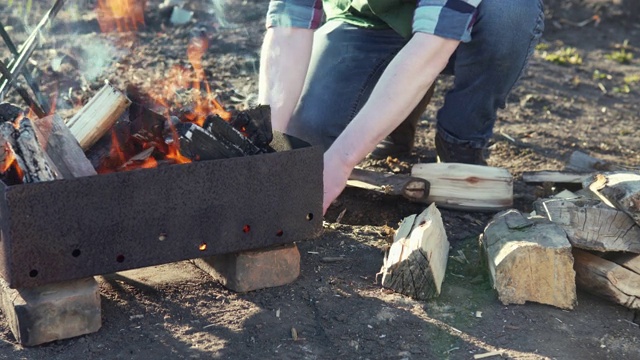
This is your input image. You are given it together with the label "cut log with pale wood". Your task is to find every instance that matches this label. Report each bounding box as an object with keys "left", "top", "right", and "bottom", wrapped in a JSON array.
[
  {"left": 481, "top": 209, "right": 576, "bottom": 309},
  {"left": 573, "top": 249, "right": 640, "bottom": 310},
  {"left": 379, "top": 203, "right": 449, "bottom": 300},
  {"left": 534, "top": 195, "right": 640, "bottom": 253},
  {"left": 66, "top": 82, "right": 131, "bottom": 150},
  {"left": 585, "top": 172, "right": 640, "bottom": 226},
  {"left": 348, "top": 168, "right": 430, "bottom": 203},
  {"left": 411, "top": 163, "right": 513, "bottom": 211},
  {"left": 33, "top": 114, "right": 97, "bottom": 178},
  {"left": 522, "top": 171, "right": 588, "bottom": 185},
  {"left": 608, "top": 252, "right": 640, "bottom": 275}
]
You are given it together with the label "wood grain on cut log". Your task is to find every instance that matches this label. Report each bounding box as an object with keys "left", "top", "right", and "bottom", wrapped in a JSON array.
[
  {"left": 379, "top": 203, "right": 449, "bottom": 300},
  {"left": 481, "top": 209, "right": 576, "bottom": 309},
  {"left": 585, "top": 172, "right": 640, "bottom": 227},
  {"left": 66, "top": 83, "right": 131, "bottom": 150},
  {"left": 411, "top": 163, "right": 513, "bottom": 211},
  {"left": 534, "top": 196, "right": 640, "bottom": 253},
  {"left": 573, "top": 249, "right": 640, "bottom": 310},
  {"left": 34, "top": 114, "right": 97, "bottom": 178}
]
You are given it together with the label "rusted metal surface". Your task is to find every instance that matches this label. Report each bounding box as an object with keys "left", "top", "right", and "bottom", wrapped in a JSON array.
[{"left": 0, "top": 133, "right": 323, "bottom": 288}]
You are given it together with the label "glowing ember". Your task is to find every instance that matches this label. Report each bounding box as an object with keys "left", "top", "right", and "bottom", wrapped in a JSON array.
[
  {"left": 198, "top": 242, "right": 208, "bottom": 251},
  {"left": 96, "top": 0, "right": 146, "bottom": 33}
]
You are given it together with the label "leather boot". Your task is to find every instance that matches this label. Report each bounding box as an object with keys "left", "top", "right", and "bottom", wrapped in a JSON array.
[
  {"left": 434, "top": 131, "right": 487, "bottom": 165},
  {"left": 369, "top": 83, "right": 436, "bottom": 159}
]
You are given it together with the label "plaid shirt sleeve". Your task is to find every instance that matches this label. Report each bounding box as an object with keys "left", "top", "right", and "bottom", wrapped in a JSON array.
[
  {"left": 266, "top": 0, "right": 324, "bottom": 30},
  {"left": 413, "top": 0, "right": 482, "bottom": 42}
]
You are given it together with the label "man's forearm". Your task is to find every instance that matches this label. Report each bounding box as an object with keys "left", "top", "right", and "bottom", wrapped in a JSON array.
[
  {"left": 327, "top": 33, "right": 460, "bottom": 168},
  {"left": 258, "top": 27, "right": 314, "bottom": 132}
]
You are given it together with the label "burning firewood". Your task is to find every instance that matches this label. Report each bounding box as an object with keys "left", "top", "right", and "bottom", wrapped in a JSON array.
[
  {"left": 0, "top": 119, "right": 56, "bottom": 183},
  {"left": 33, "top": 114, "right": 97, "bottom": 179}
]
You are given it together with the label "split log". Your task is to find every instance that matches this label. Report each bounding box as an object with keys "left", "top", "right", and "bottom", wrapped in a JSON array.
[
  {"left": 229, "top": 104, "right": 272, "bottom": 149},
  {"left": 522, "top": 171, "right": 587, "bottom": 185},
  {"left": 573, "top": 249, "right": 640, "bottom": 310},
  {"left": 66, "top": 83, "right": 131, "bottom": 150},
  {"left": 0, "top": 120, "right": 56, "bottom": 183},
  {"left": 203, "top": 114, "right": 263, "bottom": 155},
  {"left": 379, "top": 203, "right": 449, "bottom": 300},
  {"left": 175, "top": 122, "right": 244, "bottom": 160},
  {"left": 534, "top": 196, "right": 640, "bottom": 253},
  {"left": 347, "top": 168, "right": 430, "bottom": 203},
  {"left": 33, "top": 114, "right": 97, "bottom": 178},
  {"left": 585, "top": 172, "right": 640, "bottom": 226},
  {"left": 411, "top": 163, "right": 513, "bottom": 211},
  {"left": 481, "top": 209, "right": 576, "bottom": 309}
]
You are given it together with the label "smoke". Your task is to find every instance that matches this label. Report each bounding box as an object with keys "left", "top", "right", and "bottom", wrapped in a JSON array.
[
  {"left": 77, "top": 38, "right": 126, "bottom": 82},
  {"left": 208, "top": 0, "right": 229, "bottom": 28}
]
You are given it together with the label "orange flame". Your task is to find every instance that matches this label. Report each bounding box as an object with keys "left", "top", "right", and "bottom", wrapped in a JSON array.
[{"left": 96, "top": 0, "right": 145, "bottom": 33}]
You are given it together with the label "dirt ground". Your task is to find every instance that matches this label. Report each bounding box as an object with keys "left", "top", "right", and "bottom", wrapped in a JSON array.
[{"left": 0, "top": 0, "right": 639, "bottom": 359}]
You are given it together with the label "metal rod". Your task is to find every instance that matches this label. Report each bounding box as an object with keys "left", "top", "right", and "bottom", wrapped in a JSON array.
[
  {"left": 0, "top": 0, "right": 66, "bottom": 99},
  {"left": 0, "top": 20, "right": 50, "bottom": 114},
  {"left": 0, "top": 61, "right": 46, "bottom": 118}
]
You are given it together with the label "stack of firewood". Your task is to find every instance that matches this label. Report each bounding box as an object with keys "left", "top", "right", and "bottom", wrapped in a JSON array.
[{"left": 481, "top": 152, "right": 640, "bottom": 310}]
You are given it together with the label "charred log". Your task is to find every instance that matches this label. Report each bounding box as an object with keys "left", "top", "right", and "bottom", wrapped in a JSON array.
[
  {"left": 0, "top": 102, "right": 25, "bottom": 123},
  {"left": 203, "top": 114, "right": 263, "bottom": 156},
  {"left": 0, "top": 119, "right": 56, "bottom": 183},
  {"left": 175, "top": 122, "right": 245, "bottom": 161},
  {"left": 229, "top": 104, "right": 272, "bottom": 149}
]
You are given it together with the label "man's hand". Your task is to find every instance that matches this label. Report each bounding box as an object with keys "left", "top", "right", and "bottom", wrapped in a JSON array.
[
  {"left": 322, "top": 150, "right": 353, "bottom": 214},
  {"left": 320, "top": 33, "right": 460, "bottom": 215}
]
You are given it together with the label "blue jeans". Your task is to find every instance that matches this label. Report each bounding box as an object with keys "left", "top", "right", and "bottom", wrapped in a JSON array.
[{"left": 287, "top": 0, "right": 545, "bottom": 151}]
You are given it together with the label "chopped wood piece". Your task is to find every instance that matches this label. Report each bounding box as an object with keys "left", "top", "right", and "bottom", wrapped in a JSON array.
[
  {"left": 0, "top": 119, "right": 56, "bottom": 183},
  {"left": 67, "top": 83, "right": 131, "bottom": 150},
  {"left": 379, "top": 203, "right": 449, "bottom": 300},
  {"left": 15, "top": 119, "right": 56, "bottom": 182},
  {"left": 175, "top": 122, "right": 244, "bottom": 160},
  {"left": 230, "top": 104, "right": 272, "bottom": 148},
  {"left": 481, "top": 209, "right": 576, "bottom": 309},
  {"left": 33, "top": 114, "right": 97, "bottom": 178},
  {"left": 534, "top": 196, "right": 640, "bottom": 253},
  {"left": 203, "top": 114, "right": 263, "bottom": 155},
  {"left": 585, "top": 172, "right": 640, "bottom": 226},
  {"left": 411, "top": 163, "right": 513, "bottom": 211},
  {"left": 573, "top": 249, "right": 640, "bottom": 310},
  {"left": 522, "top": 171, "right": 587, "bottom": 185},
  {"left": 347, "top": 168, "right": 430, "bottom": 203}
]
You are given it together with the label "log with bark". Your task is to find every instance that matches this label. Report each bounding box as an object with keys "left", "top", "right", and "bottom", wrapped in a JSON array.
[
  {"left": 0, "top": 119, "right": 56, "bottom": 183},
  {"left": 573, "top": 249, "right": 640, "bottom": 310},
  {"left": 347, "top": 168, "right": 430, "bottom": 203},
  {"left": 379, "top": 203, "right": 449, "bottom": 300},
  {"left": 481, "top": 209, "right": 576, "bottom": 309},
  {"left": 585, "top": 172, "right": 640, "bottom": 226},
  {"left": 33, "top": 114, "right": 97, "bottom": 178},
  {"left": 534, "top": 194, "right": 640, "bottom": 253}
]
